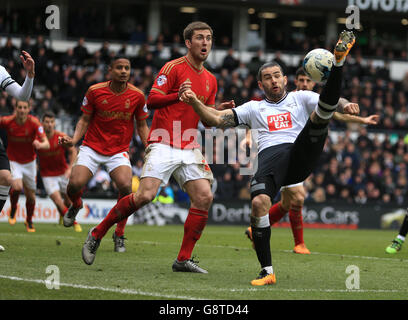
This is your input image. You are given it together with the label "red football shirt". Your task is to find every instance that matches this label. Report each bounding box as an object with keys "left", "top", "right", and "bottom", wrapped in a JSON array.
[
  {"left": 81, "top": 81, "right": 148, "bottom": 156},
  {"left": 148, "top": 56, "right": 217, "bottom": 149},
  {"left": 0, "top": 114, "right": 46, "bottom": 163},
  {"left": 37, "top": 131, "right": 68, "bottom": 177}
]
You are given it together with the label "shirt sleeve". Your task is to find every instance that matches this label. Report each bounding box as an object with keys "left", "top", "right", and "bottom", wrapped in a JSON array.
[
  {"left": 232, "top": 101, "right": 253, "bottom": 128},
  {"left": 206, "top": 76, "right": 217, "bottom": 108},
  {"left": 295, "top": 90, "right": 319, "bottom": 115},
  {"left": 150, "top": 62, "right": 177, "bottom": 96},
  {"left": 135, "top": 95, "right": 149, "bottom": 121},
  {"left": 80, "top": 89, "right": 95, "bottom": 115},
  {"left": 1, "top": 66, "right": 33, "bottom": 101}
]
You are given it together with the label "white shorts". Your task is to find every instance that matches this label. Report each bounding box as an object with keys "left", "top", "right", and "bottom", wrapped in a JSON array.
[
  {"left": 42, "top": 175, "right": 69, "bottom": 196},
  {"left": 280, "top": 181, "right": 304, "bottom": 191},
  {"left": 75, "top": 146, "right": 131, "bottom": 175},
  {"left": 10, "top": 160, "right": 37, "bottom": 191},
  {"left": 141, "top": 143, "right": 213, "bottom": 191}
]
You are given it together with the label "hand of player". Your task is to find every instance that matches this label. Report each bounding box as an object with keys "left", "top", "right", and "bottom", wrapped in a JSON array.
[
  {"left": 20, "top": 51, "right": 35, "bottom": 78},
  {"left": 217, "top": 100, "right": 235, "bottom": 110},
  {"left": 362, "top": 114, "right": 380, "bottom": 125},
  {"left": 58, "top": 135, "right": 74, "bottom": 147},
  {"left": 32, "top": 140, "right": 41, "bottom": 150},
  {"left": 180, "top": 89, "right": 197, "bottom": 105},
  {"left": 64, "top": 167, "right": 72, "bottom": 179},
  {"left": 239, "top": 137, "right": 252, "bottom": 152},
  {"left": 343, "top": 103, "right": 359, "bottom": 115},
  {"left": 178, "top": 79, "right": 192, "bottom": 100}
]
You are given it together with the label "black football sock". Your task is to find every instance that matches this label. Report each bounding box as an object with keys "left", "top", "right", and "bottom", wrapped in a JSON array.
[
  {"left": 316, "top": 65, "right": 343, "bottom": 119},
  {"left": 399, "top": 214, "right": 408, "bottom": 238},
  {"left": 251, "top": 226, "right": 272, "bottom": 269}
]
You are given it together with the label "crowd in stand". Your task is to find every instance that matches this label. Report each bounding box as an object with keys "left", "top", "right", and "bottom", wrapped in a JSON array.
[{"left": 1, "top": 31, "right": 408, "bottom": 205}]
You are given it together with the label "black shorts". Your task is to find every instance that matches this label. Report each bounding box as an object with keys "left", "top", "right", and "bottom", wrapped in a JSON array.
[
  {"left": 250, "top": 143, "right": 293, "bottom": 200},
  {"left": 0, "top": 139, "right": 10, "bottom": 171},
  {"left": 250, "top": 119, "right": 328, "bottom": 200}
]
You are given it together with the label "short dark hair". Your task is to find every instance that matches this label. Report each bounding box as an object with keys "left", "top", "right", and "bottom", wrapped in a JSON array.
[
  {"left": 42, "top": 111, "right": 56, "bottom": 121},
  {"left": 183, "top": 21, "right": 213, "bottom": 41},
  {"left": 257, "top": 61, "right": 284, "bottom": 81},
  {"left": 295, "top": 67, "right": 308, "bottom": 79},
  {"left": 109, "top": 55, "right": 130, "bottom": 67}
]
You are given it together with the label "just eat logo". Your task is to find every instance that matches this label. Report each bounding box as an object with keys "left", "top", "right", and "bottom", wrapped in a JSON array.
[{"left": 267, "top": 112, "right": 292, "bottom": 131}]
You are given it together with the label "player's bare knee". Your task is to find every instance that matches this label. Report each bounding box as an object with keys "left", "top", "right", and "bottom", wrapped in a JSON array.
[
  {"left": 251, "top": 195, "right": 270, "bottom": 216},
  {"left": 292, "top": 192, "right": 305, "bottom": 206},
  {"left": 281, "top": 198, "right": 291, "bottom": 211},
  {"left": 118, "top": 184, "right": 132, "bottom": 197},
  {"left": 191, "top": 191, "right": 213, "bottom": 211}
]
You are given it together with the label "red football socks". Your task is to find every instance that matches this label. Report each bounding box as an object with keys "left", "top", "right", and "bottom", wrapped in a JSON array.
[
  {"left": 289, "top": 205, "right": 304, "bottom": 246},
  {"left": 268, "top": 202, "right": 288, "bottom": 225},
  {"left": 67, "top": 189, "right": 83, "bottom": 209},
  {"left": 26, "top": 200, "right": 35, "bottom": 224},
  {"left": 93, "top": 194, "right": 138, "bottom": 239},
  {"left": 177, "top": 208, "right": 208, "bottom": 262},
  {"left": 9, "top": 188, "right": 19, "bottom": 213},
  {"left": 114, "top": 194, "right": 129, "bottom": 237}
]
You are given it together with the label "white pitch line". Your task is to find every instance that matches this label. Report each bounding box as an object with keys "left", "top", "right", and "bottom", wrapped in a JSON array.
[
  {"left": 0, "top": 232, "right": 76, "bottom": 240},
  {"left": 0, "top": 274, "right": 202, "bottom": 300},
  {"left": 1, "top": 274, "right": 403, "bottom": 297},
  {"left": 139, "top": 241, "right": 408, "bottom": 263}
]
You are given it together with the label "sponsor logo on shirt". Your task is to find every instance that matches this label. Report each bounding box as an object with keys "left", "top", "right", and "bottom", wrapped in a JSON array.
[
  {"left": 157, "top": 75, "right": 167, "bottom": 86},
  {"left": 267, "top": 112, "right": 292, "bottom": 131}
]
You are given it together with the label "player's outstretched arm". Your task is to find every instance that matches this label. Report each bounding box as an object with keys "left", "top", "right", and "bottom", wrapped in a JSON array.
[
  {"left": 33, "top": 135, "right": 50, "bottom": 150},
  {"left": 64, "top": 143, "right": 78, "bottom": 178},
  {"left": 337, "top": 98, "right": 359, "bottom": 115},
  {"left": 136, "top": 119, "right": 149, "bottom": 147},
  {"left": 333, "top": 112, "right": 379, "bottom": 125},
  {"left": 58, "top": 113, "right": 91, "bottom": 147},
  {"left": 180, "top": 89, "right": 237, "bottom": 128},
  {"left": 2, "top": 51, "right": 35, "bottom": 101}
]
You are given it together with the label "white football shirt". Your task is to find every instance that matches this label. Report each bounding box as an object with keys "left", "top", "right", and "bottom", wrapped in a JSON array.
[
  {"left": 233, "top": 90, "right": 319, "bottom": 153},
  {"left": 0, "top": 65, "right": 15, "bottom": 90}
]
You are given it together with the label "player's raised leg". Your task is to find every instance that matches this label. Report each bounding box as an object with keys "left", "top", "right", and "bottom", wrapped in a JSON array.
[
  {"left": 82, "top": 177, "right": 161, "bottom": 265},
  {"left": 172, "top": 178, "right": 212, "bottom": 274},
  {"left": 64, "top": 165, "right": 92, "bottom": 227}
]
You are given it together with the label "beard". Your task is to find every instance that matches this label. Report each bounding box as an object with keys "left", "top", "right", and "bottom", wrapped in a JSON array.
[{"left": 265, "top": 86, "right": 286, "bottom": 102}]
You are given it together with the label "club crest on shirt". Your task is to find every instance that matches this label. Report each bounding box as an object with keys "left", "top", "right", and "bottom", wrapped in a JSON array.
[
  {"left": 267, "top": 112, "right": 293, "bottom": 131},
  {"left": 125, "top": 99, "right": 130, "bottom": 109},
  {"left": 157, "top": 75, "right": 167, "bottom": 86}
]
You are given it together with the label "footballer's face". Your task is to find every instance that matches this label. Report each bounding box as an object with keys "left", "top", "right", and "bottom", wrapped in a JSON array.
[
  {"left": 15, "top": 101, "right": 30, "bottom": 120},
  {"left": 42, "top": 117, "right": 55, "bottom": 134},
  {"left": 109, "top": 59, "right": 131, "bottom": 83},
  {"left": 258, "top": 66, "right": 287, "bottom": 101},
  {"left": 186, "top": 29, "right": 213, "bottom": 62},
  {"left": 295, "top": 74, "right": 315, "bottom": 91}
]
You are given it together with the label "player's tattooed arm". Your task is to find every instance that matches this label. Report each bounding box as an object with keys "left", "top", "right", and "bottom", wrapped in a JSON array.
[
  {"left": 180, "top": 89, "right": 237, "bottom": 128},
  {"left": 219, "top": 110, "right": 237, "bottom": 128},
  {"left": 337, "top": 98, "right": 359, "bottom": 115}
]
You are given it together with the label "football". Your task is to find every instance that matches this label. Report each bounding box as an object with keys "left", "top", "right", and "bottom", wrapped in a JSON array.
[{"left": 302, "top": 48, "right": 334, "bottom": 83}]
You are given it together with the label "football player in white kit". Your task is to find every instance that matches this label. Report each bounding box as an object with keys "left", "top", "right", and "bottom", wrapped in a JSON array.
[
  {"left": 243, "top": 67, "right": 379, "bottom": 255},
  {"left": 180, "top": 31, "right": 357, "bottom": 285},
  {"left": 0, "top": 51, "right": 35, "bottom": 213}
]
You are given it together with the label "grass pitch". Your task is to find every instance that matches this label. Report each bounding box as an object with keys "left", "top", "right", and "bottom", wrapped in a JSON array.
[{"left": 0, "top": 222, "right": 407, "bottom": 300}]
